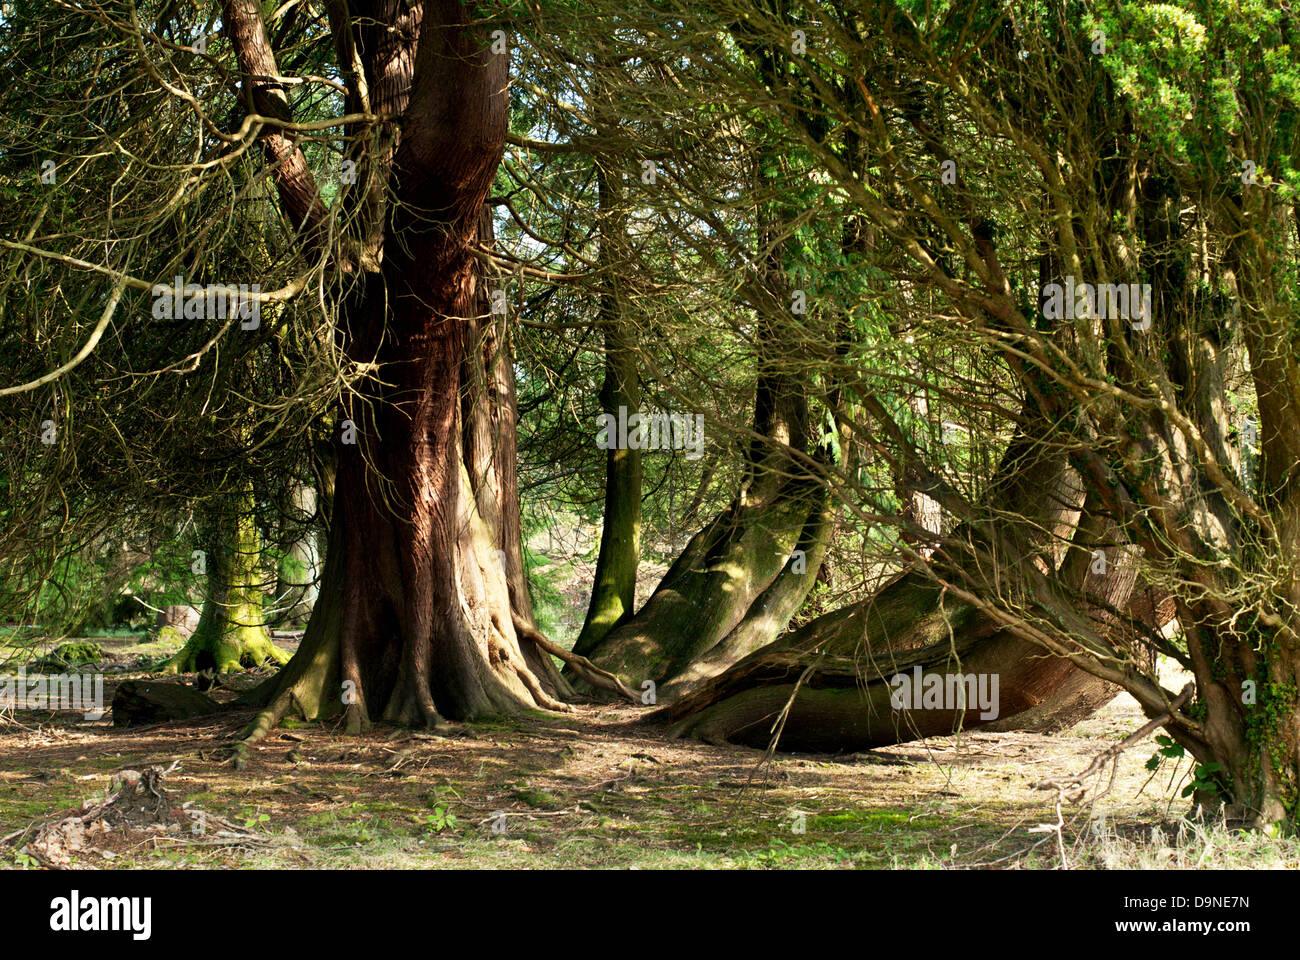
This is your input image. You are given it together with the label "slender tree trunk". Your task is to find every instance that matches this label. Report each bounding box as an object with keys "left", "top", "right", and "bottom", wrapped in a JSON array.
[
  {"left": 273, "top": 483, "right": 321, "bottom": 624},
  {"left": 163, "top": 485, "right": 288, "bottom": 674},
  {"left": 573, "top": 165, "right": 642, "bottom": 656}
]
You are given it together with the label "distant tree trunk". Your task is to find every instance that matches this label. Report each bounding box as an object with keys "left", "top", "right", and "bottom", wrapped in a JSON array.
[
  {"left": 236, "top": 0, "right": 566, "bottom": 739},
  {"left": 573, "top": 164, "right": 642, "bottom": 656},
  {"left": 577, "top": 126, "right": 833, "bottom": 693},
  {"left": 274, "top": 483, "right": 321, "bottom": 624},
  {"left": 162, "top": 484, "right": 288, "bottom": 674}
]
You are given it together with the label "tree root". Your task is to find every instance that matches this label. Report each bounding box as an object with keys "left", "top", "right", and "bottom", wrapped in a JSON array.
[
  {"left": 512, "top": 613, "right": 640, "bottom": 704},
  {"left": 161, "top": 630, "right": 290, "bottom": 676}
]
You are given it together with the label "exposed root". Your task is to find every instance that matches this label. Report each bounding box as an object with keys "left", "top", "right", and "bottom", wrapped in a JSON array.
[
  {"left": 162, "top": 629, "right": 290, "bottom": 676},
  {"left": 240, "top": 688, "right": 295, "bottom": 744},
  {"left": 512, "top": 613, "right": 640, "bottom": 704},
  {"left": 509, "top": 652, "right": 573, "bottom": 712}
]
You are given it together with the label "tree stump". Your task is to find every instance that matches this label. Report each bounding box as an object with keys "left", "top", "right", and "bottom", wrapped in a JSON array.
[{"left": 154, "top": 605, "right": 201, "bottom": 638}]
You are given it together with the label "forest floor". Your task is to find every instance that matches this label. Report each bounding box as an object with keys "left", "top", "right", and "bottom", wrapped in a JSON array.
[{"left": 3, "top": 634, "right": 1298, "bottom": 870}]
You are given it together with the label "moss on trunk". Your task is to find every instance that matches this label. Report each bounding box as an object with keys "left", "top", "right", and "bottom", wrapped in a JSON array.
[
  {"left": 574, "top": 164, "right": 642, "bottom": 656},
  {"left": 162, "top": 488, "right": 288, "bottom": 675}
]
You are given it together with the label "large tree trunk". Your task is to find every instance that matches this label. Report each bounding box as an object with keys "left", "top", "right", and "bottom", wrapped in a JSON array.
[
  {"left": 657, "top": 389, "right": 1166, "bottom": 747},
  {"left": 658, "top": 494, "right": 1159, "bottom": 750},
  {"left": 1166, "top": 205, "right": 1300, "bottom": 828},
  {"left": 238, "top": 0, "right": 566, "bottom": 740}
]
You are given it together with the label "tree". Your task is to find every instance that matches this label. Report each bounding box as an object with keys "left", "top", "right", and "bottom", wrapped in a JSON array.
[
  {"left": 5, "top": 0, "right": 1300, "bottom": 835},
  {"left": 0, "top": 0, "right": 331, "bottom": 647},
  {"left": 162, "top": 483, "right": 289, "bottom": 674},
  {"left": 573, "top": 161, "right": 644, "bottom": 654},
  {"left": 235, "top": 0, "right": 572, "bottom": 737},
  {"left": 574, "top": 0, "right": 1300, "bottom": 828}
]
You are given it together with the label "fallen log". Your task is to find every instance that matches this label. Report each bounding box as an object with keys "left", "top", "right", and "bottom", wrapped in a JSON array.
[{"left": 111, "top": 680, "right": 220, "bottom": 728}]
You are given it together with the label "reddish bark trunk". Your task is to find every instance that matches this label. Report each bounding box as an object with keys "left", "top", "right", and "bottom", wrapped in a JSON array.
[{"left": 240, "top": 1, "right": 567, "bottom": 739}]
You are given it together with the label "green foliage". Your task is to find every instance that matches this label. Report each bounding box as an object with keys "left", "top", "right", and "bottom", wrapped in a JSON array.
[
  {"left": 420, "top": 807, "right": 461, "bottom": 834},
  {"left": 1183, "top": 762, "right": 1226, "bottom": 800},
  {"left": 242, "top": 811, "right": 271, "bottom": 831},
  {"left": 11, "top": 851, "right": 39, "bottom": 870}
]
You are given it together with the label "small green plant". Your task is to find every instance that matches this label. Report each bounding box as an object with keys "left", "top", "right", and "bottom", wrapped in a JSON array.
[
  {"left": 1183, "top": 762, "right": 1225, "bottom": 799},
  {"left": 420, "top": 806, "right": 460, "bottom": 834},
  {"left": 243, "top": 811, "right": 270, "bottom": 830},
  {"left": 12, "top": 850, "right": 39, "bottom": 870},
  {"left": 1146, "top": 736, "right": 1225, "bottom": 799},
  {"left": 1145, "top": 734, "right": 1185, "bottom": 770}
]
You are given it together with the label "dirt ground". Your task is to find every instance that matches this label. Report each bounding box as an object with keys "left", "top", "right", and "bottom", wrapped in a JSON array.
[{"left": 2, "top": 635, "right": 1297, "bottom": 870}]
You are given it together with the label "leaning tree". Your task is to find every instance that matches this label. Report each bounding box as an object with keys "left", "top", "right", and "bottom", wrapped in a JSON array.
[{"left": 579, "top": 0, "right": 1300, "bottom": 828}]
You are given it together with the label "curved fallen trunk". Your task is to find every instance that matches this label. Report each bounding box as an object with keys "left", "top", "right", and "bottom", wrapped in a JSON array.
[
  {"left": 980, "top": 582, "right": 1174, "bottom": 734},
  {"left": 660, "top": 622, "right": 1070, "bottom": 750},
  {"left": 658, "top": 494, "right": 1167, "bottom": 750},
  {"left": 656, "top": 407, "right": 1172, "bottom": 749}
]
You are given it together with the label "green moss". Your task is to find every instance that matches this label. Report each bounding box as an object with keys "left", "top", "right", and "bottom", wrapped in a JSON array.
[
  {"left": 510, "top": 787, "right": 562, "bottom": 809},
  {"left": 0, "top": 784, "right": 87, "bottom": 830},
  {"left": 160, "top": 486, "right": 288, "bottom": 675},
  {"left": 28, "top": 641, "right": 103, "bottom": 671},
  {"left": 152, "top": 625, "right": 189, "bottom": 647},
  {"left": 352, "top": 800, "right": 412, "bottom": 815}
]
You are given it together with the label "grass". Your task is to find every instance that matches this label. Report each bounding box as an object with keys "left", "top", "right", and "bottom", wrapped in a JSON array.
[{"left": 2, "top": 643, "right": 1298, "bottom": 869}]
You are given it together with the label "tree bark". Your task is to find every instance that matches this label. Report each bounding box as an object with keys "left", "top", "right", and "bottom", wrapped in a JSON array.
[
  {"left": 657, "top": 395, "right": 1164, "bottom": 747},
  {"left": 573, "top": 164, "right": 642, "bottom": 656},
  {"left": 161, "top": 485, "right": 288, "bottom": 675},
  {"left": 577, "top": 128, "right": 833, "bottom": 693},
  {"left": 238, "top": 1, "right": 566, "bottom": 740},
  {"left": 273, "top": 483, "right": 322, "bottom": 624}
]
